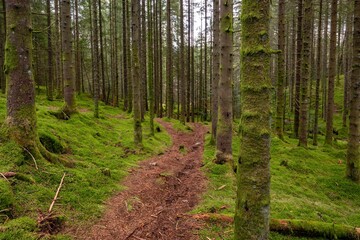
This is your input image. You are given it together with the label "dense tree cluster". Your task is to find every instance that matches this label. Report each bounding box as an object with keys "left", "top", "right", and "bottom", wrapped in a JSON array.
[{"left": 0, "top": 0, "right": 359, "bottom": 238}]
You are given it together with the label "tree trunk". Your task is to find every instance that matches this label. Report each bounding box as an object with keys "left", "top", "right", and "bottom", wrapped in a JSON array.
[
  {"left": 122, "top": 0, "right": 128, "bottom": 111},
  {"left": 235, "top": 0, "right": 271, "bottom": 238},
  {"left": 313, "top": 0, "right": 323, "bottom": 146},
  {"left": 92, "top": 0, "right": 100, "bottom": 118},
  {"left": 294, "top": 0, "right": 303, "bottom": 138},
  {"left": 140, "top": 0, "right": 147, "bottom": 119},
  {"left": 203, "top": 0, "right": 208, "bottom": 121},
  {"left": 46, "top": 0, "right": 54, "bottom": 101},
  {"left": 322, "top": 1, "right": 329, "bottom": 120},
  {"left": 0, "top": 0, "right": 6, "bottom": 94},
  {"left": 61, "top": 0, "right": 76, "bottom": 115},
  {"left": 276, "top": 0, "right": 286, "bottom": 140},
  {"left": 325, "top": 0, "right": 338, "bottom": 145},
  {"left": 75, "top": 0, "right": 81, "bottom": 94},
  {"left": 4, "top": 0, "right": 40, "bottom": 156},
  {"left": 215, "top": 0, "right": 233, "bottom": 165},
  {"left": 147, "top": 0, "right": 154, "bottom": 135},
  {"left": 180, "top": 0, "right": 186, "bottom": 124},
  {"left": 343, "top": 4, "right": 353, "bottom": 127},
  {"left": 126, "top": 0, "right": 133, "bottom": 113},
  {"left": 346, "top": 0, "right": 360, "bottom": 183},
  {"left": 98, "top": 0, "right": 106, "bottom": 103},
  {"left": 211, "top": 0, "right": 220, "bottom": 144},
  {"left": 166, "top": 0, "right": 173, "bottom": 118},
  {"left": 132, "top": 0, "right": 143, "bottom": 144},
  {"left": 55, "top": 0, "right": 63, "bottom": 98},
  {"left": 298, "top": 0, "right": 313, "bottom": 147}
]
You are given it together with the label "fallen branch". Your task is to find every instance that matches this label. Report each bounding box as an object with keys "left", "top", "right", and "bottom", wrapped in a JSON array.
[
  {"left": 49, "top": 173, "right": 66, "bottom": 213},
  {"left": 190, "top": 213, "right": 360, "bottom": 239},
  {"left": 23, "top": 147, "right": 38, "bottom": 170}
]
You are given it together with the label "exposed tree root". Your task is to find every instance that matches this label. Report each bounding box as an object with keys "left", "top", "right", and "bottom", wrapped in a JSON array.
[{"left": 190, "top": 213, "right": 360, "bottom": 239}]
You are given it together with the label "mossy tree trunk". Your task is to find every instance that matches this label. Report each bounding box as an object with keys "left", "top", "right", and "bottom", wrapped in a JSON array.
[
  {"left": 325, "top": 0, "right": 338, "bottom": 145},
  {"left": 235, "top": 0, "right": 271, "bottom": 239},
  {"left": 298, "top": 0, "right": 313, "bottom": 147},
  {"left": 132, "top": 0, "right": 143, "bottom": 145},
  {"left": 3, "top": 0, "right": 71, "bottom": 167},
  {"left": 346, "top": 0, "right": 360, "bottom": 183},
  {"left": 61, "top": 0, "right": 76, "bottom": 115},
  {"left": 276, "top": 0, "right": 285, "bottom": 140},
  {"left": 4, "top": 0, "right": 41, "bottom": 158},
  {"left": 211, "top": 0, "right": 220, "bottom": 144},
  {"left": 215, "top": 0, "right": 233, "bottom": 165}
]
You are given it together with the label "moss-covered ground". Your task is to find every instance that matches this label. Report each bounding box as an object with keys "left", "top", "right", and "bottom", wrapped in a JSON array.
[
  {"left": 0, "top": 90, "right": 171, "bottom": 239},
  {"left": 195, "top": 77, "right": 360, "bottom": 239}
]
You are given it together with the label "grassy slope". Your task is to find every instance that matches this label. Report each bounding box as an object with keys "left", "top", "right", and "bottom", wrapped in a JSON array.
[
  {"left": 196, "top": 77, "right": 360, "bottom": 239},
  {"left": 0, "top": 91, "right": 171, "bottom": 239}
]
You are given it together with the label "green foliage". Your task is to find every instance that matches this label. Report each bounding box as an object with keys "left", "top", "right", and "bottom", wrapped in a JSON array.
[{"left": 0, "top": 92, "right": 171, "bottom": 238}]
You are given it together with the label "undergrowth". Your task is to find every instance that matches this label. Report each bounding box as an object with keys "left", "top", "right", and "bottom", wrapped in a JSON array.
[
  {"left": 195, "top": 76, "right": 360, "bottom": 239},
  {"left": 0, "top": 92, "right": 171, "bottom": 239}
]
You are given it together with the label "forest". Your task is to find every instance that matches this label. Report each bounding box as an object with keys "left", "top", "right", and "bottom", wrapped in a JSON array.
[{"left": 0, "top": 0, "right": 359, "bottom": 239}]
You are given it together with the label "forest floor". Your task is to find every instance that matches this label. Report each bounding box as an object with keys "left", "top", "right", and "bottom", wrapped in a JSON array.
[{"left": 67, "top": 119, "right": 208, "bottom": 240}]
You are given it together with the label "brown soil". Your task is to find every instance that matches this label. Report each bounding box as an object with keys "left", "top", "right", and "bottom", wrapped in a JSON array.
[{"left": 70, "top": 119, "right": 207, "bottom": 240}]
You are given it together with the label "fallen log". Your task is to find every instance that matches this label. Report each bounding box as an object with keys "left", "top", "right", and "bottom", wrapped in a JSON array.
[
  {"left": 271, "top": 219, "right": 360, "bottom": 240},
  {"left": 190, "top": 213, "right": 360, "bottom": 239}
]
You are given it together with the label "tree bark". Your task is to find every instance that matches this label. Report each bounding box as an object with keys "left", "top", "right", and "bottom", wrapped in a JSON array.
[
  {"left": 132, "top": 0, "right": 143, "bottom": 144},
  {"left": 276, "top": 0, "right": 286, "bottom": 140},
  {"left": 211, "top": 0, "right": 220, "bottom": 144},
  {"left": 147, "top": 0, "right": 154, "bottom": 135},
  {"left": 313, "top": 0, "right": 323, "bottom": 146},
  {"left": 0, "top": 0, "right": 6, "bottom": 94},
  {"left": 61, "top": 0, "right": 76, "bottom": 115},
  {"left": 294, "top": 0, "right": 303, "bottom": 138},
  {"left": 92, "top": 0, "right": 100, "bottom": 118},
  {"left": 4, "top": 0, "right": 40, "bottom": 156},
  {"left": 325, "top": 0, "right": 338, "bottom": 145},
  {"left": 180, "top": 0, "right": 186, "bottom": 124},
  {"left": 235, "top": 0, "right": 271, "bottom": 239},
  {"left": 215, "top": 0, "right": 233, "bottom": 165},
  {"left": 166, "top": 0, "right": 173, "bottom": 118},
  {"left": 298, "top": 0, "right": 313, "bottom": 147},
  {"left": 346, "top": 0, "right": 360, "bottom": 183}
]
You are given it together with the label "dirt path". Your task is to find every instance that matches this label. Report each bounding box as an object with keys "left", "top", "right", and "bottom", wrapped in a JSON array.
[{"left": 73, "top": 119, "right": 207, "bottom": 240}]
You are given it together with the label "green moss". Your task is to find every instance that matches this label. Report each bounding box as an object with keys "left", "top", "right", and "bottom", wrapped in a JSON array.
[
  {"left": 3, "top": 217, "right": 37, "bottom": 232},
  {"left": 4, "top": 40, "right": 18, "bottom": 75},
  {"left": 39, "top": 132, "right": 66, "bottom": 154},
  {"left": 0, "top": 181, "right": 14, "bottom": 219}
]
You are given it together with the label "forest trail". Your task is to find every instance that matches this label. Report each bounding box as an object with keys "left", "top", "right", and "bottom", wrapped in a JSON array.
[{"left": 73, "top": 119, "right": 207, "bottom": 240}]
